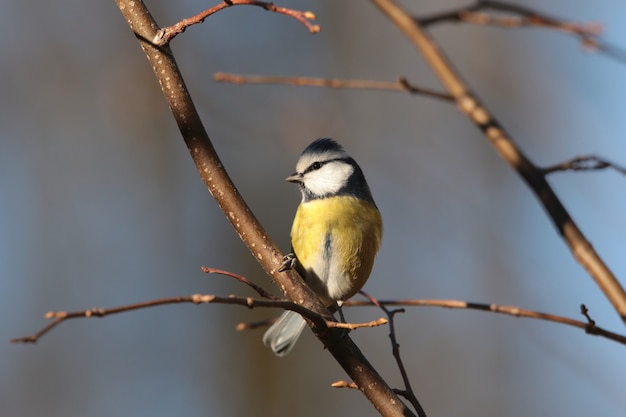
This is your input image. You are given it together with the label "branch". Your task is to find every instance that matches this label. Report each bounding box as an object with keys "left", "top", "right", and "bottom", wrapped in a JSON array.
[
  {"left": 115, "top": 0, "right": 321, "bottom": 324},
  {"left": 332, "top": 380, "right": 360, "bottom": 389},
  {"left": 417, "top": 1, "right": 626, "bottom": 64},
  {"left": 542, "top": 155, "right": 626, "bottom": 176},
  {"left": 210, "top": 267, "right": 626, "bottom": 345},
  {"left": 114, "top": 2, "right": 416, "bottom": 416},
  {"left": 213, "top": 73, "right": 454, "bottom": 101},
  {"left": 361, "top": 292, "right": 427, "bottom": 417},
  {"left": 215, "top": 266, "right": 622, "bottom": 345},
  {"left": 420, "top": 1, "right": 599, "bottom": 36},
  {"left": 328, "top": 317, "right": 388, "bottom": 330},
  {"left": 345, "top": 298, "right": 626, "bottom": 345},
  {"left": 10, "top": 294, "right": 383, "bottom": 344},
  {"left": 154, "top": 0, "right": 319, "bottom": 46},
  {"left": 370, "top": 0, "right": 626, "bottom": 326},
  {"left": 202, "top": 266, "right": 280, "bottom": 300}
]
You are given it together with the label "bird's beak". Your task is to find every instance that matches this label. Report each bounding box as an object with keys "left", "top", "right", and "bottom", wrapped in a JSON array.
[{"left": 286, "top": 173, "right": 303, "bottom": 183}]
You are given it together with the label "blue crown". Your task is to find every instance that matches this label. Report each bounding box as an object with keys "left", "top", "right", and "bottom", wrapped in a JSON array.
[{"left": 301, "top": 138, "right": 344, "bottom": 156}]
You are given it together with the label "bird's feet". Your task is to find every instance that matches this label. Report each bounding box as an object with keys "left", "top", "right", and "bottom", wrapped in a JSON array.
[{"left": 278, "top": 252, "right": 297, "bottom": 272}]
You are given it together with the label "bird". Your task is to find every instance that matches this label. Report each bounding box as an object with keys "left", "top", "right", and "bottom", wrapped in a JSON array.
[{"left": 263, "top": 138, "right": 383, "bottom": 356}]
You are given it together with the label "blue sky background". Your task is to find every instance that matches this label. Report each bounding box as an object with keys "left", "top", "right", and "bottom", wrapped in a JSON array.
[{"left": 2, "top": 1, "right": 626, "bottom": 416}]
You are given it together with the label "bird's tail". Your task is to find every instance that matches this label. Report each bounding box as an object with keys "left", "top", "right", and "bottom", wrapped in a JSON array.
[{"left": 262, "top": 310, "right": 307, "bottom": 356}]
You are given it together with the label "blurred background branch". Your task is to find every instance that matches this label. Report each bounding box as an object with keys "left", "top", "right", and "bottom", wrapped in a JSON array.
[
  {"left": 213, "top": 73, "right": 454, "bottom": 101},
  {"left": 417, "top": 0, "right": 626, "bottom": 64},
  {"left": 543, "top": 155, "right": 626, "bottom": 176},
  {"left": 371, "top": 0, "right": 626, "bottom": 325}
]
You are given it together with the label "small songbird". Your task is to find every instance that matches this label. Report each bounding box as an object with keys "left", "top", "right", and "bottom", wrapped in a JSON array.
[{"left": 263, "top": 138, "right": 383, "bottom": 356}]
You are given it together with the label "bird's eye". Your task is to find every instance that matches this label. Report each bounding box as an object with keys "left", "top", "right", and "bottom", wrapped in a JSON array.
[{"left": 311, "top": 162, "right": 322, "bottom": 171}]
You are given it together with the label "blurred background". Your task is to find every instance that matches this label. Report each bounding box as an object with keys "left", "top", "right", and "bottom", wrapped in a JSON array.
[{"left": 2, "top": 1, "right": 626, "bottom": 416}]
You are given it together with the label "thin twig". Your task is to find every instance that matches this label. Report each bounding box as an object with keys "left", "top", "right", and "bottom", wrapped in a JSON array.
[
  {"left": 236, "top": 317, "right": 275, "bottom": 331},
  {"left": 418, "top": 1, "right": 626, "bottom": 65},
  {"left": 542, "top": 155, "right": 626, "bottom": 176},
  {"left": 154, "top": 0, "right": 319, "bottom": 46},
  {"left": 371, "top": 0, "right": 626, "bottom": 326},
  {"left": 201, "top": 266, "right": 279, "bottom": 299},
  {"left": 214, "top": 73, "right": 453, "bottom": 101},
  {"left": 10, "top": 295, "right": 290, "bottom": 344},
  {"left": 199, "top": 260, "right": 625, "bottom": 345},
  {"left": 420, "top": 1, "right": 600, "bottom": 37},
  {"left": 345, "top": 299, "right": 626, "bottom": 345},
  {"left": 360, "top": 292, "right": 427, "bottom": 417},
  {"left": 326, "top": 317, "right": 388, "bottom": 330},
  {"left": 10, "top": 294, "right": 383, "bottom": 344},
  {"left": 16, "top": 293, "right": 626, "bottom": 346},
  {"left": 331, "top": 380, "right": 360, "bottom": 389},
  {"left": 580, "top": 304, "right": 595, "bottom": 326},
  {"left": 237, "top": 298, "right": 626, "bottom": 345}
]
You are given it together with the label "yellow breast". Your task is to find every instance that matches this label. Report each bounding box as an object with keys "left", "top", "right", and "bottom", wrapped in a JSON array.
[{"left": 290, "top": 196, "right": 382, "bottom": 303}]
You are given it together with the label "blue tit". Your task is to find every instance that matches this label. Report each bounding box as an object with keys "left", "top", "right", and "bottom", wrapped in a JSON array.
[{"left": 263, "top": 138, "right": 383, "bottom": 356}]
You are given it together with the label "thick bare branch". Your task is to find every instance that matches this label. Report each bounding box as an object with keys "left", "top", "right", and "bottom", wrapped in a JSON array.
[{"left": 370, "top": 0, "right": 626, "bottom": 326}]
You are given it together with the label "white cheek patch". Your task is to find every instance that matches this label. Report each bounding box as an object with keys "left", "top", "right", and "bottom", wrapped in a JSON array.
[{"left": 304, "top": 163, "right": 353, "bottom": 196}]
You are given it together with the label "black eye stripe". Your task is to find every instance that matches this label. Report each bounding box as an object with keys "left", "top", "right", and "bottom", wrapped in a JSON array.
[
  {"left": 303, "top": 160, "right": 326, "bottom": 174},
  {"left": 303, "top": 158, "right": 348, "bottom": 174}
]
